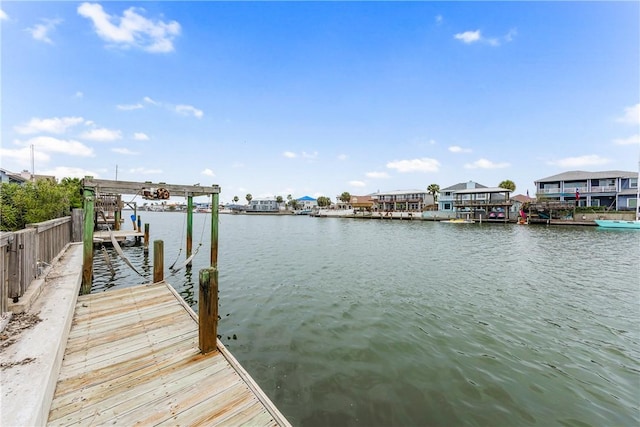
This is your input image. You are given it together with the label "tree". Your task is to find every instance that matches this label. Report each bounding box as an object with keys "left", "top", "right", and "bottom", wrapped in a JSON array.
[
  {"left": 233, "top": 195, "right": 239, "bottom": 203},
  {"left": 245, "top": 193, "right": 253, "bottom": 204},
  {"left": 60, "top": 177, "right": 83, "bottom": 209},
  {"left": 339, "top": 192, "right": 351, "bottom": 203},
  {"left": 317, "top": 196, "right": 331, "bottom": 207},
  {"left": 1, "top": 179, "right": 74, "bottom": 231},
  {"left": 286, "top": 194, "right": 293, "bottom": 210},
  {"left": 276, "top": 195, "right": 283, "bottom": 204},
  {"left": 499, "top": 180, "right": 516, "bottom": 192},
  {"left": 427, "top": 184, "right": 440, "bottom": 203}
]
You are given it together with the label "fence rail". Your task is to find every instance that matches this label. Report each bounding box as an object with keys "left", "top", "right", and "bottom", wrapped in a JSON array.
[{"left": 1, "top": 215, "right": 77, "bottom": 313}]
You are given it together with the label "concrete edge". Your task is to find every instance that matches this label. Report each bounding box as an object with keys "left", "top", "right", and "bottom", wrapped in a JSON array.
[{"left": 0, "top": 243, "right": 83, "bottom": 427}]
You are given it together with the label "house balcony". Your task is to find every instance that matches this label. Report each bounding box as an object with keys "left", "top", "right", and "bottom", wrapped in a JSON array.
[{"left": 589, "top": 185, "right": 617, "bottom": 193}]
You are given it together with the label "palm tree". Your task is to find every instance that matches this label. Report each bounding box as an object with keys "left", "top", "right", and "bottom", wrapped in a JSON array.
[
  {"left": 339, "top": 192, "right": 351, "bottom": 203},
  {"left": 317, "top": 196, "right": 331, "bottom": 207},
  {"left": 233, "top": 196, "right": 239, "bottom": 203},
  {"left": 498, "top": 180, "right": 516, "bottom": 192},
  {"left": 286, "top": 194, "right": 293, "bottom": 210},
  {"left": 245, "top": 193, "right": 253, "bottom": 205},
  {"left": 427, "top": 184, "right": 440, "bottom": 203}
]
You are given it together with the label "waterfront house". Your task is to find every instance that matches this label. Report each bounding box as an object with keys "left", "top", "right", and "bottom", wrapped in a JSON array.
[
  {"left": 372, "top": 190, "right": 434, "bottom": 212},
  {"left": 438, "top": 181, "right": 487, "bottom": 212},
  {"left": 247, "top": 198, "right": 280, "bottom": 212},
  {"left": 535, "top": 170, "right": 638, "bottom": 210},
  {"left": 297, "top": 196, "right": 318, "bottom": 211}
]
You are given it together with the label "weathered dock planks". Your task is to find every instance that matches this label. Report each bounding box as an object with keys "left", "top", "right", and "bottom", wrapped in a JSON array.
[{"left": 48, "top": 282, "right": 290, "bottom": 426}]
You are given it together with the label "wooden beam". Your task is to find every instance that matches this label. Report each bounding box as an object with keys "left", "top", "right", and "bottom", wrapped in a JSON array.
[{"left": 82, "top": 177, "right": 220, "bottom": 197}]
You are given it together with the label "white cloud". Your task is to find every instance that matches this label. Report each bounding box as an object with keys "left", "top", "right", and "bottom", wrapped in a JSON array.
[
  {"left": 613, "top": 134, "right": 640, "bottom": 146},
  {"left": 546, "top": 155, "right": 610, "bottom": 168},
  {"left": 617, "top": 103, "right": 640, "bottom": 125},
  {"left": 454, "top": 30, "right": 481, "bottom": 44},
  {"left": 15, "top": 136, "right": 94, "bottom": 157},
  {"left": 15, "top": 116, "right": 84, "bottom": 134},
  {"left": 75, "top": 91, "right": 84, "bottom": 98},
  {"left": 0, "top": 146, "right": 50, "bottom": 164},
  {"left": 386, "top": 158, "right": 440, "bottom": 173},
  {"left": 81, "top": 127, "right": 122, "bottom": 141},
  {"left": 77, "top": 2, "right": 181, "bottom": 53},
  {"left": 454, "top": 28, "right": 515, "bottom": 46},
  {"left": 435, "top": 15, "right": 443, "bottom": 25},
  {"left": 133, "top": 132, "right": 149, "bottom": 141},
  {"left": 40, "top": 166, "right": 99, "bottom": 180},
  {"left": 128, "top": 167, "right": 162, "bottom": 174},
  {"left": 0, "top": 9, "right": 9, "bottom": 20},
  {"left": 349, "top": 180, "right": 366, "bottom": 187},
  {"left": 202, "top": 168, "right": 215, "bottom": 177},
  {"left": 143, "top": 96, "right": 159, "bottom": 105},
  {"left": 337, "top": 154, "right": 348, "bottom": 161},
  {"left": 112, "top": 148, "right": 138, "bottom": 155},
  {"left": 117, "top": 103, "right": 144, "bottom": 110},
  {"left": 283, "top": 151, "right": 297, "bottom": 158},
  {"left": 449, "top": 145, "right": 472, "bottom": 153},
  {"left": 26, "top": 18, "right": 62, "bottom": 44},
  {"left": 366, "top": 171, "right": 390, "bottom": 179},
  {"left": 175, "top": 104, "right": 203, "bottom": 119},
  {"left": 464, "top": 158, "right": 510, "bottom": 169}
]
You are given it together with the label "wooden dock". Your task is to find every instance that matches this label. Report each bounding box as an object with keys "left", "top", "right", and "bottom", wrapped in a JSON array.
[
  {"left": 47, "top": 281, "right": 290, "bottom": 426},
  {"left": 93, "top": 229, "right": 144, "bottom": 243}
]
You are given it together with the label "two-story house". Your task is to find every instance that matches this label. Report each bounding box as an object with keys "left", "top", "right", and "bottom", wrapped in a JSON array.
[
  {"left": 535, "top": 170, "right": 638, "bottom": 210},
  {"left": 372, "top": 190, "right": 434, "bottom": 212},
  {"left": 247, "top": 198, "right": 280, "bottom": 212},
  {"left": 438, "top": 181, "right": 487, "bottom": 212}
]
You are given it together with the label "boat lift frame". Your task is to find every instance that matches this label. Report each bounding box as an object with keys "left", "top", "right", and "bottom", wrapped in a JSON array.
[{"left": 81, "top": 177, "right": 221, "bottom": 293}]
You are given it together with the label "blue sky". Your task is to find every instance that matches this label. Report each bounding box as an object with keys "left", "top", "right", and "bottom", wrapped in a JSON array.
[{"left": 1, "top": 1, "right": 639, "bottom": 203}]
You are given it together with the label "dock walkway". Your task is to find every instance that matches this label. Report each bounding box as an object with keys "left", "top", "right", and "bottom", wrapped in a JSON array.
[
  {"left": 48, "top": 281, "right": 290, "bottom": 426},
  {"left": 0, "top": 243, "right": 290, "bottom": 427}
]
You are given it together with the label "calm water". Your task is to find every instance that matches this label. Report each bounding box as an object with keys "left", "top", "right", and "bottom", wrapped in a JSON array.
[{"left": 92, "top": 212, "right": 640, "bottom": 426}]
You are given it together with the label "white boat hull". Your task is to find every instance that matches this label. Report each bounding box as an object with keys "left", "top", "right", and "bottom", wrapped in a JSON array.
[{"left": 594, "top": 219, "right": 640, "bottom": 229}]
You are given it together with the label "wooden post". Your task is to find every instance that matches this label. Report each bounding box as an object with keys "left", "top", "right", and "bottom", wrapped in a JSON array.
[
  {"left": 137, "top": 215, "right": 141, "bottom": 233},
  {"left": 115, "top": 195, "right": 121, "bottom": 231},
  {"left": 199, "top": 267, "right": 218, "bottom": 354},
  {"left": 143, "top": 223, "right": 150, "bottom": 254},
  {"left": 187, "top": 195, "right": 193, "bottom": 264},
  {"left": 81, "top": 189, "right": 95, "bottom": 295},
  {"left": 210, "top": 193, "right": 219, "bottom": 268},
  {"left": 72, "top": 208, "right": 83, "bottom": 242},
  {"left": 153, "top": 240, "right": 164, "bottom": 283}
]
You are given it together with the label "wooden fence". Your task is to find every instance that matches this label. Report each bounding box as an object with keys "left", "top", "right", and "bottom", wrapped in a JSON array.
[{"left": 1, "top": 214, "right": 79, "bottom": 313}]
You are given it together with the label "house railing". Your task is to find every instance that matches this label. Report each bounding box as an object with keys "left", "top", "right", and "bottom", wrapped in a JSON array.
[
  {"left": 589, "top": 185, "right": 617, "bottom": 193},
  {"left": 1, "top": 215, "right": 79, "bottom": 313}
]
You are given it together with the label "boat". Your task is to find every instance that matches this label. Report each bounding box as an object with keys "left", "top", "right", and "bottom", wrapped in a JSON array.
[
  {"left": 595, "top": 159, "right": 640, "bottom": 229},
  {"left": 594, "top": 219, "right": 640, "bottom": 229},
  {"left": 442, "top": 218, "right": 475, "bottom": 224}
]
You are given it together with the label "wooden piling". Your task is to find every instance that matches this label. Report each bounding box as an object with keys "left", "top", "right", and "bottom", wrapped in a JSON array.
[
  {"left": 210, "top": 193, "right": 219, "bottom": 268},
  {"left": 115, "top": 195, "right": 121, "bottom": 231},
  {"left": 137, "top": 215, "right": 141, "bottom": 233},
  {"left": 153, "top": 240, "right": 164, "bottom": 283},
  {"left": 199, "top": 267, "right": 219, "bottom": 354},
  {"left": 187, "top": 195, "right": 193, "bottom": 265},
  {"left": 81, "top": 189, "right": 95, "bottom": 295},
  {"left": 143, "top": 223, "right": 150, "bottom": 254}
]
